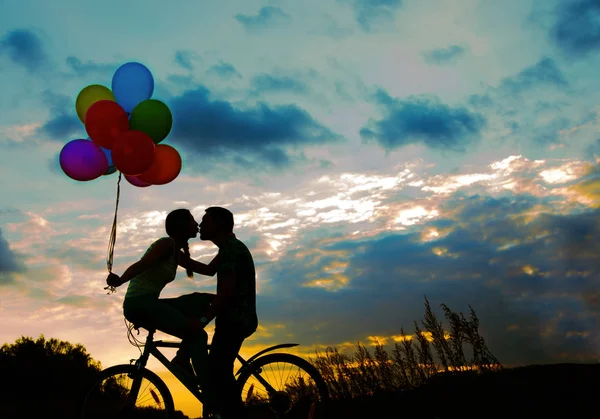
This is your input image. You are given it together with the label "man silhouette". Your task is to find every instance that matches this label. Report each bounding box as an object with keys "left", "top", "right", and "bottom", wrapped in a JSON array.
[{"left": 177, "top": 206, "right": 258, "bottom": 419}]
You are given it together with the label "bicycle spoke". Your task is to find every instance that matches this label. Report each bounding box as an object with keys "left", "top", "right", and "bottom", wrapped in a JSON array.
[
  {"left": 238, "top": 353, "right": 329, "bottom": 418},
  {"left": 81, "top": 366, "right": 172, "bottom": 419}
]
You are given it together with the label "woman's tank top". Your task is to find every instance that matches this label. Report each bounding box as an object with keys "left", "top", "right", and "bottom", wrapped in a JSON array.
[{"left": 124, "top": 237, "right": 178, "bottom": 299}]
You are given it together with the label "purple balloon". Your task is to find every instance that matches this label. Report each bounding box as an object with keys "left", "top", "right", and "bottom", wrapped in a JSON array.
[
  {"left": 85, "top": 138, "right": 116, "bottom": 175},
  {"left": 125, "top": 174, "right": 151, "bottom": 188},
  {"left": 60, "top": 139, "right": 109, "bottom": 181}
]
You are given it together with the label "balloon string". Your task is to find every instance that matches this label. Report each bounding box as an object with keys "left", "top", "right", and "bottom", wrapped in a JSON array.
[{"left": 105, "top": 172, "right": 122, "bottom": 295}]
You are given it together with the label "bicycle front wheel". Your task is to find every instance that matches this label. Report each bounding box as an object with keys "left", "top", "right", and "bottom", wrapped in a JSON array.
[
  {"left": 80, "top": 364, "right": 175, "bottom": 419},
  {"left": 237, "top": 353, "right": 330, "bottom": 419}
]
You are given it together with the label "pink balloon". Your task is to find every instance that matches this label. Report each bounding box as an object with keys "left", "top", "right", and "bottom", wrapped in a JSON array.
[
  {"left": 60, "top": 139, "right": 108, "bottom": 182},
  {"left": 124, "top": 174, "right": 151, "bottom": 188}
]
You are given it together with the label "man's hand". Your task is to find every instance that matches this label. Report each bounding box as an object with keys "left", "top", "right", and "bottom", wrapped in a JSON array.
[{"left": 106, "top": 272, "right": 123, "bottom": 287}]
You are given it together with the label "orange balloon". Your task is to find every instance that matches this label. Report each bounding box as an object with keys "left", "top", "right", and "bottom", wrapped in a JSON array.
[
  {"left": 112, "top": 130, "right": 156, "bottom": 175},
  {"left": 137, "top": 144, "right": 182, "bottom": 185}
]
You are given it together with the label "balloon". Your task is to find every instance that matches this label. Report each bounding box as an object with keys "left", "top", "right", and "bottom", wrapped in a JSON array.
[
  {"left": 129, "top": 99, "right": 173, "bottom": 144},
  {"left": 101, "top": 146, "right": 116, "bottom": 175},
  {"left": 125, "top": 174, "right": 151, "bottom": 188},
  {"left": 75, "top": 85, "right": 115, "bottom": 123},
  {"left": 112, "top": 62, "right": 154, "bottom": 113},
  {"left": 111, "top": 130, "right": 156, "bottom": 175},
  {"left": 137, "top": 144, "right": 182, "bottom": 185},
  {"left": 60, "top": 139, "right": 109, "bottom": 181},
  {"left": 85, "top": 138, "right": 116, "bottom": 175},
  {"left": 85, "top": 100, "right": 129, "bottom": 149}
]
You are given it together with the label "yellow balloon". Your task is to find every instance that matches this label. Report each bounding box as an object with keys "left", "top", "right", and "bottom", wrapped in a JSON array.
[{"left": 75, "top": 84, "right": 115, "bottom": 123}]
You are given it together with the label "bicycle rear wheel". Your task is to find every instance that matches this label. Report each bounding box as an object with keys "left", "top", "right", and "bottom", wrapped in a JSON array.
[
  {"left": 237, "top": 353, "right": 330, "bottom": 419},
  {"left": 80, "top": 364, "right": 174, "bottom": 419}
]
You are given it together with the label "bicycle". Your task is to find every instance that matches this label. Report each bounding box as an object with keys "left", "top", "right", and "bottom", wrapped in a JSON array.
[{"left": 80, "top": 319, "right": 330, "bottom": 418}]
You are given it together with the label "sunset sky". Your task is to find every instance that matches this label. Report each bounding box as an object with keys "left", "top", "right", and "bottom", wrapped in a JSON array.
[{"left": 2, "top": 0, "right": 600, "bottom": 416}]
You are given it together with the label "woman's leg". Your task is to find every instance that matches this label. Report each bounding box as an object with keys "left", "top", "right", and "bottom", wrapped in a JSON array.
[
  {"left": 160, "top": 292, "right": 214, "bottom": 350},
  {"left": 123, "top": 296, "right": 210, "bottom": 388}
]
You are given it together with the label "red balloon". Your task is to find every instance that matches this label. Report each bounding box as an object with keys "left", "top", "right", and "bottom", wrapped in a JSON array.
[
  {"left": 85, "top": 100, "right": 129, "bottom": 149},
  {"left": 112, "top": 130, "right": 156, "bottom": 175},
  {"left": 137, "top": 144, "right": 182, "bottom": 185},
  {"left": 124, "top": 174, "right": 151, "bottom": 188}
]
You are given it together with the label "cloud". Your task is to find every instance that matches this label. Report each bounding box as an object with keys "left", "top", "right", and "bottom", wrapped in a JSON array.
[
  {"left": 37, "top": 90, "right": 82, "bottom": 142},
  {"left": 499, "top": 57, "right": 569, "bottom": 96},
  {"left": 360, "top": 89, "right": 487, "bottom": 152},
  {"left": 56, "top": 294, "right": 96, "bottom": 308},
  {"left": 250, "top": 74, "right": 309, "bottom": 95},
  {"left": 0, "top": 29, "right": 49, "bottom": 73},
  {"left": 0, "top": 228, "right": 24, "bottom": 285},
  {"left": 254, "top": 189, "right": 600, "bottom": 364},
  {"left": 422, "top": 45, "right": 467, "bottom": 65},
  {"left": 320, "top": 13, "right": 355, "bottom": 39},
  {"left": 585, "top": 138, "right": 600, "bottom": 161},
  {"left": 235, "top": 7, "right": 292, "bottom": 31},
  {"left": 174, "top": 50, "right": 201, "bottom": 71},
  {"left": 550, "top": 0, "right": 600, "bottom": 57},
  {"left": 345, "top": 0, "right": 404, "bottom": 32},
  {"left": 207, "top": 61, "right": 242, "bottom": 79},
  {"left": 64, "top": 56, "right": 117, "bottom": 77},
  {"left": 167, "top": 85, "right": 342, "bottom": 171},
  {"left": 468, "top": 93, "right": 494, "bottom": 108}
]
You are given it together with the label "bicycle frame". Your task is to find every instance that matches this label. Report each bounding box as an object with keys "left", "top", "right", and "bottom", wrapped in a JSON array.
[{"left": 131, "top": 329, "right": 300, "bottom": 403}]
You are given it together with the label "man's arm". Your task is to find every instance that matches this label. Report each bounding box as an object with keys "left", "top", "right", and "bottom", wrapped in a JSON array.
[
  {"left": 200, "top": 270, "right": 235, "bottom": 323},
  {"left": 178, "top": 253, "right": 220, "bottom": 276}
]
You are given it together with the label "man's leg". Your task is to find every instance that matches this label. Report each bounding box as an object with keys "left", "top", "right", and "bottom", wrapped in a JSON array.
[
  {"left": 160, "top": 292, "right": 215, "bottom": 386},
  {"left": 206, "top": 325, "right": 247, "bottom": 419}
]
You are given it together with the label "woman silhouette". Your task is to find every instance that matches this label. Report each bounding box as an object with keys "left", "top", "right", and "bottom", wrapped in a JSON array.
[{"left": 106, "top": 208, "right": 215, "bottom": 388}]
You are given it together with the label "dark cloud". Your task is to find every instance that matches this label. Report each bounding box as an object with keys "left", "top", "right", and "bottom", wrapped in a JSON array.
[
  {"left": 0, "top": 207, "right": 21, "bottom": 218},
  {"left": 207, "top": 62, "right": 242, "bottom": 79},
  {"left": 250, "top": 74, "right": 309, "bottom": 95},
  {"left": 550, "top": 0, "right": 600, "bottom": 57},
  {"left": 320, "top": 14, "right": 355, "bottom": 39},
  {"left": 585, "top": 138, "right": 600, "bottom": 161},
  {"left": 56, "top": 294, "right": 95, "bottom": 308},
  {"left": 422, "top": 45, "right": 467, "bottom": 65},
  {"left": 167, "top": 85, "right": 342, "bottom": 171},
  {"left": 499, "top": 57, "right": 568, "bottom": 96},
  {"left": 36, "top": 90, "right": 81, "bottom": 142},
  {"left": 345, "top": 0, "right": 404, "bottom": 32},
  {"left": 360, "top": 89, "right": 486, "bottom": 151},
  {"left": 235, "top": 7, "right": 291, "bottom": 31},
  {"left": 64, "top": 56, "right": 116, "bottom": 77},
  {"left": 174, "top": 50, "right": 200, "bottom": 71},
  {"left": 257, "top": 195, "right": 600, "bottom": 364},
  {"left": 532, "top": 116, "right": 571, "bottom": 145},
  {"left": 0, "top": 228, "right": 24, "bottom": 285},
  {"left": 0, "top": 29, "right": 49, "bottom": 73},
  {"left": 468, "top": 93, "right": 494, "bottom": 108}
]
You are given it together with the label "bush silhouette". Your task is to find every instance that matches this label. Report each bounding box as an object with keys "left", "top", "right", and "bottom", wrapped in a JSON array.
[{"left": 309, "top": 296, "right": 502, "bottom": 400}]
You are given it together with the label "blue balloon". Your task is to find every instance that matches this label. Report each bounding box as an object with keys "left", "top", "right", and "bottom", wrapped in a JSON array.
[
  {"left": 86, "top": 138, "right": 116, "bottom": 175},
  {"left": 111, "top": 62, "right": 154, "bottom": 113},
  {"left": 101, "top": 146, "right": 117, "bottom": 175}
]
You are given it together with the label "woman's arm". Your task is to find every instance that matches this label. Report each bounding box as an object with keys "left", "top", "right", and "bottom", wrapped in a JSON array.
[
  {"left": 178, "top": 253, "right": 220, "bottom": 277},
  {"left": 110, "top": 239, "right": 174, "bottom": 286}
]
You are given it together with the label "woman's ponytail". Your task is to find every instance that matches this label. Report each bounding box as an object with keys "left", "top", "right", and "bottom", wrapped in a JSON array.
[{"left": 182, "top": 242, "right": 194, "bottom": 278}]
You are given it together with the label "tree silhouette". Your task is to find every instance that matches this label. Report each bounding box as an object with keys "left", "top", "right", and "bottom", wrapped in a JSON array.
[{"left": 0, "top": 334, "right": 102, "bottom": 418}]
